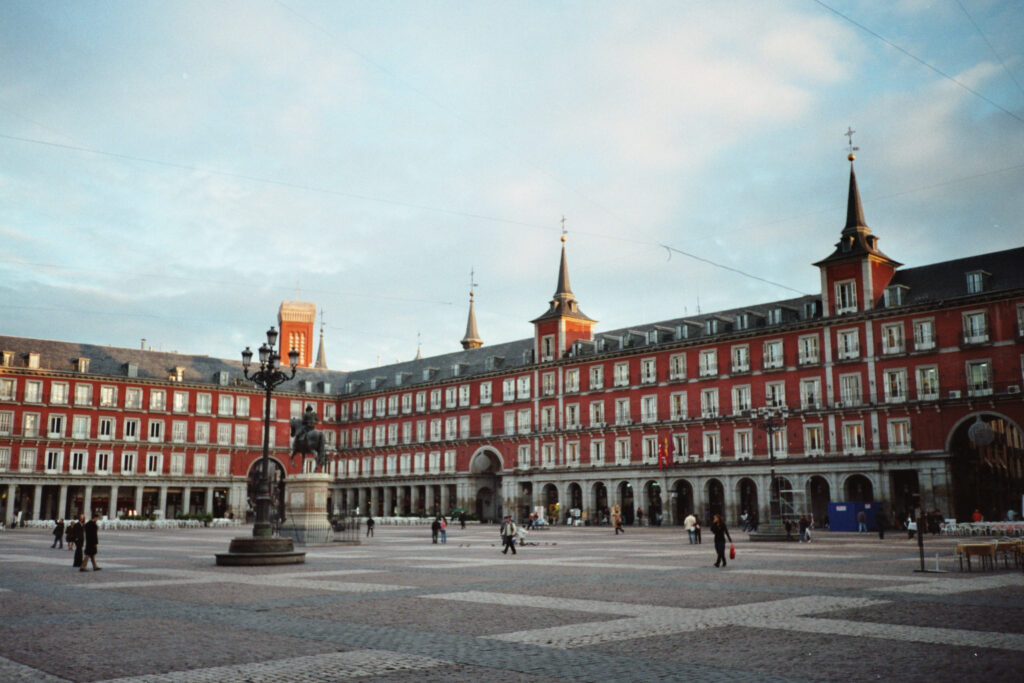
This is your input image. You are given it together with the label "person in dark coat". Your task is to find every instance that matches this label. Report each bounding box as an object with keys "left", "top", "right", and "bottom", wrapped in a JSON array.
[
  {"left": 81, "top": 514, "right": 101, "bottom": 571},
  {"left": 710, "top": 514, "right": 733, "bottom": 568},
  {"left": 51, "top": 519, "right": 65, "bottom": 548},
  {"left": 430, "top": 517, "right": 441, "bottom": 544},
  {"left": 875, "top": 509, "right": 887, "bottom": 539},
  {"left": 70, "top": 514, "right": 85, "bottom": 568}
]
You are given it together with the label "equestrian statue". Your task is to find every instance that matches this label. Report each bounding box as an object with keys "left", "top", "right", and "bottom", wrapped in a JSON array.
[{"left": 290, "top": 405, "right": 330, "bottom": 472}]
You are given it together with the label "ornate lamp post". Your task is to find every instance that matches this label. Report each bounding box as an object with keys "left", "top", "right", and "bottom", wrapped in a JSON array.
[
  {"left": 748, "top": 406, "right": 790, "bottom": 541},
  {"left": 241, "top": 326, "right": 299, "bottom": 538}
]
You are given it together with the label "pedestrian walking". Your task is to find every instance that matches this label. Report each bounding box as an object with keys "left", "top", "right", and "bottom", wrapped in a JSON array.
[
  {"left": 500, "top": 515, "right": 517, "bottom": 555},
  {"left": 459, "top": 511, "right": 467, "bottom": 529},
  {"left": 51, "top": 519, "right": 65, "bottom": 548},
  {"left": 636, "top": 508, "right": 644, "bottom": 527},
  {"left": 693, "top": 515, "right": 702, "bottom": 544},
  {"left": 70, "top": 515, "right": 84, "bottom": 568},
  {"left": 857, "top": 509, "right": 867, "bottom": 532},
  {"left": 798, "top": 515, "right": 810, "bottom": 543},
  {"left": 65, "top": 520, "right": 75, "bottom": 550},
  {"left": 440, "top": 517, "right": 447, "bottom": 544},
  {"left": 81, "top": 513, "right": 101, "bottom": 571},
  {"left": 365, "top": 516, "right": 375, "bottom": 537},
  {"left": 875, "top": 510, "right": 886, "bottom": 539},
  {"left": 710, "top": 514, "right": 733, "bottom": 568},
  {"left": 431, "top": 517, "right": 441, "bottom": 544},
  {"left": 614, "top": 512, "right": 625, "bottom": 535},
  {"left": 684, "top": 513, "right": 697, "bottom": 544}
]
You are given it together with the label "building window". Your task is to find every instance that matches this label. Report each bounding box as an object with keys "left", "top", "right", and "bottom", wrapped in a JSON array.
[
  {"left": 148, "top": 420, "right": 163, "bottom": 442},
  {"left": 50, "top": 382, "right": 69, "bottom": 404},
  {"left": 517, "top": 376, "right": 531, "bottom": 400},
  {"left": 731, "top": 345, "right": 750, "bottom": 373},
  {"left": 541, "top": 335, "right": 555, "bottom": 361},
  {"left": 669, "top": 354, "right": 686, "bottom": 380},
  {"left": 699, "top": 349, "right": 718, "bottom": 377},
  {"left": 542, "top": 373, "right": 556, "bottom": 396},
  {"left": 703, "top": 431, "right": 721, "bottom": 462},
  {"left": 401, "top": 393, "right": 413, "bottom": 413},
  {"left": 640, "top": 436, "right": 658, "bottom": 465},
  {"left": 565, "top": 369, "right": 579, "bottom": 393},
  {"left": 517, "top": 409, "right": 531, "bottom": 434},
  {"left": 147, "top": 453, "right": 163, "bottom": 474},
  {"left": 881, "top": 323, "right": 905, "bottom": 354},
  {"left": 503, "top": 411, "right": 515, "bottom": 436},
  {"left": 913, "top": 319, "right": 936, "bottom": 351},
  {"left": 966, "top": 270, "right": 987, "bottom": 294},
  {"left": 590, "top": 401, "right": 605, "bottom": 427},
  {"left": 735, "top": 429, "right": 753, "bottom": 459},
  {"left": 564, "top": 403, "right": 579, "bottom": 429},
  {"left": 883, "top": 285, "right": 908, "bottom": 307},
  {"left": 804, "top": 425, "right": 825, "bottom": 455},
  {"left": 640, "top": 358, "right": 657, "bottom": 384},
  {"left": 672, "top": 434, "right": 688, "bottom": 463},
  {"left": 614, "top": 362, "right": 630, "bottom": 387},
  {"left": 670, "top": 392, "right": 687, "bottom": 420},
  {"left": 800, "top": 378, "right": 821, "bottom": 410},
  {"left": 614, "top": 438, "right": 631, "bottom": 465},
  {"left": 614, "top": 398, "right": 631, "bottom": 425},
  {"left": 541, "top": 443, "right": 555, "bottom": 468},
  {"left": 123, "top": 418, "right": 139, "bottom": 441},
  {"left": 640, "top": 395, "right": 657, "bottom": 423},
  {"left": 700, "top": 389, "right": 718, "bottom": 418},
  {"left": 566, "top": 441, "right": 580, "bottom": 467},
  {"left": 888, "top": 419, "right": 912, "bottom": 452},
  {"left": 732, "top": 385, "right": 751, "bottom": 415},
  {"left": 124, "top": 387, "right": 142, "bottom": 409},
  {"left": 458, "top": 385, "right": 470, "bottom": 407},
  {"left": 46, "top": 449, "right": 64, "bottom": 473},
  {"left": 517, "top": 444, "right": 532, "bottom": 469},
  {"left": 48, "top": 414, "right": 65, "bottom": 438},
  {"left": 0, "top": 411, "right": 13, "bottom": 436},
  {"left": 415, "top": 392, "right": 426, "bottom": 412},
  {"left": 480, "top": 413, "right": 492, "bottom": 437},
  {"left": 444, "top": 387, "right": 457, "bottom": 409},
  {"left": 22, "top": 413, "right": 40, "bottom": 438},
  {"left": 71, "top": 415, "right": 90, "bottom": 439},
  {"left": 0, "top": 377, "right": 15, "bottom": 401},
  {"left": 170, "top": 420, "right": 187, "bottom": 443},
  {"left": 835, "top": 279, "right": 857, "bottom": 314},
  {"left": 966, "top": 360, "right": 993, "bottom": 396},
  {"left": 763, "top": 340, "right": 783, "bottom": 369},
  {"left": 590, "top": 439, "right": 605, "bottom": 466},
  {"left": 502, "top": 379, "right": 515, "bottom": 402},
  {"left": 883, "top": 369, "right": 907, "bottom": 403},
  {"left": 24, "top": 380, "right": 42, "bottom": 403},
  {"left": 915, "top": 366, "right": 939, "bottom": 400},
  {"left": 765, "top": 381, "right": 786, "bottom": 409},
  {"left": 839, "top": 374, "right": 862, "bottom": 407},
  {"left": 962, "top": 311, "right": 988, "bottom": 344},
  {"left": 837, "top": 329, "right": 860, "bottom": 360},
  {"left": 150, "top": 390, "right": 166, "bottom": 411},
  {"left": 215, "top": 453, "right": 230, "bottom": 476},
  {"left": 71, "top": 450, "right": 86, "bottom": 473},
  {"left": 19, "top": 448, "right": 37, "bottom": 472},
  {"left": 428, "top": 390, "right": 439, "bottom": 411},
  {"left": 842, "top": 422, "right": 865, "bottom": 455},
  {"left": 74, "top": 384, "right": 92, "bottom": 406},
  {"left": 589, "top": 365, "right": 604, "bottom": 390}
]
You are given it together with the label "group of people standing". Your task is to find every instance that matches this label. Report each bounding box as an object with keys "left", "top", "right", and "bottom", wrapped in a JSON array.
[{"left": 52, "top": 514, "right": 101, "bottom": 572}]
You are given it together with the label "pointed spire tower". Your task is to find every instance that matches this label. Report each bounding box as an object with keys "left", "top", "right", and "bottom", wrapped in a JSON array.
[
  {"left": 414, "top": 332, "right": 423, "bottom": 361},
  {"left": 460, "top": 269, "right": 484, "bottom": 350},
  {"left": 314, "top": 308, "right": 328, "bottom": 369},
  {"left": 531, "top": 220, "right": 596, "bottom": 361},
  {"left": 814, "top": 129, "right": 901, "bottom": 316}
]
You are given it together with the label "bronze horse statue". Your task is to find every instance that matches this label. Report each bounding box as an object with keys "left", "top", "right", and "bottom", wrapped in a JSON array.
[{"left": 289, "top": 417, "right": 329, "bottom": 472}]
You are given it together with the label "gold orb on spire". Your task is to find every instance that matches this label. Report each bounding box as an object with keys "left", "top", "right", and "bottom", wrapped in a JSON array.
[{"left": 848, "top": 153, "right": 856, "bottom": 162}]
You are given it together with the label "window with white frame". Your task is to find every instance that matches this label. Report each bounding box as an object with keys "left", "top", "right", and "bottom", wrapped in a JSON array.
[
  {"left": 966, "top": 360, "right": 993, "bottom": 396},
  {"left": 883, "top": 369, "right": 907, "bottom": 403},
  {"left": 50, "top": 382, "right": 69, "bottom": 404},
  {"left": 170, "top": 453, "right": 185, "bottom": 476},
  {"left": 837, "top": 329, "right": 859, "bottom": 359},
  {"left": 641, "top": 435, "right": 658, "bottom": 464},
  {"left": 913, "top": 319, "right": 936, "bottom": 351},
  {"left": 888, "top": 419, "right": 912, "bottom": 452},
  {"left": 399, "top": 453, "right": 411, "bottom": 474},
  {"left": 46, "top": 449, "right": 64, "bottom": 473},
  {"left": 590, "top": 439, "right": 605, "bottom": 466},
  {"left": 502, "top": 378, "right": 515, "bottom": 402},
  {"left": 479, "top": 382, "right": 492, "bottom": 405},
  {"left": 835, "top": 279, "right": 857, "bottom": 314},
  {"left": 19, "top": 448, "right": 37, "bottom": 472},
  {"left": 386, "top": 454, "right": 397, "bottom": 475},
  {"left": 125, "top": 387, "right": 142, "bottom": 409},
  {"left": 0, "top": 447, "right": 9, "bottom": 471},
  {"left": 735, "top": 428, "right": 753, "bottom": 459},
  {"left": 71, "top": 415, "right": 90, "bottom": 439},
  {"left": 389, "top": 423, "right": 400, "bottom": 444},
  {"left": 430, "top": 419, "right": 442, "bottom": 441},
  {"left": 731, "top": 345, "right": 750, "bottom": 373},
  {"left": 700, "top": 388, "right": 718, "bottom": 418},
  {"left": 504, "top": 411, "right": 515, "bottom": 435},
  {"left": 672, "top": 433, "right": 688, "bottom": 463},
  {"left": 69, "top": 450, "right": 87, "bottom": 472},
  {"left": 800, "top": 378, "right": 821, "bottom": 410},
  {"left": 614, "top": 398, "right": 631, "bottom": 424},
  {"left": 542, "top": 406, "right": 556, "bottom": 432},
  {"left": 172, "top": 391, "right": 188, "bottom": 413},
  {"left": 379, "top": 424, "right": 389, "bottom": 445},
  {"left": 215, "top": 453, "right": 230, "bottom": 476},
  {"left": 95, "top": 451, "right": 111, "bottom": 474},
  {"left": 640, "top": 358, "right": 657, "bottom": 384},
  {"left": 962, "top": 311, "right": 988, "bottom": 344},
  {"left": 23, "top": 413, "right": 40, "bottom": 438},
  {"left": 24, "top": 380, "right": 42, "bottom": 403},
  {"left": 565, "top": 403, "right": 579, "bottom": 429},
  {"left": 171, "top": 420, "right": 187, "bottom": 443},
  {"left": 669, "top": 353, "right": 686, "bottom": 380},
  {"left": 590, "top": 400, "right": 605, "bottom": 426},
  {"left": 458, "top": 385, "right": 470, "bottom": 407},
  {"left": 966, "top": 270, "right": 986, "bottom": 294},
  {"left": 123, "top": 418, "right": 139, "bottom": 441},
  {"left": 0, "top": 411, "right": 12, "bottom": 436},
  {"left": 915, "top": 366, "right": 939, "bottom": 400},
  {"left": 235, "top": 396, "right": 249, "bottom": 418},
  {"left": 542, "top": 373, "right": 556, "bottom": 396},
  {"left": 842, "top": 422, "right": 865, "bottom": 454},
  {"left": 698, "top": 349, "right": 718, "bottom": 377},
  {"left": 101, "top": 386, "right": 119, "bottom": 408},
  {"left": 763, "top": 340, "right": 784, "bottom": 369},
  {"left": 590, "top": 365, "right": 604, "bottom": 390},
  {"left": 0, "top": 377, "right": 16, "bottom": 401},
  {"left": 389, "top": 395, "right": 399, "bottom": 415},
  {"left": 445, "top": 387, "right": 457, "bottom": 408},
  {"left": 401, "top": 393, "right": 412, "bottom": 413},
  {"left": 233, "top": 424, "right": 247, "bottom": 446},
  {"left": 798, "top": 334, "right": 819, "bottom": 364},
  {"left": 48, "top": 414, "right": 65, "bottom": 438},
  {"left": 74, "top": 383, "right": 92, "bottom": 406},
  {"left": 614, "top": 437, "right": 631, "bottom": 465},
  {"left": 517, "top": 444, "right": 532, "bottom": 469},
  {"left": 540, "top": 334, "right": 555, "bottom": 361},
  {"left": 640, "top": 395, "right": 657, "bottom": 423},
  {"left": 216, "top": 423, "right": 231, "bottom": 445},
  {"left": 193, "top": 452, "right": 207, "bottom": 476},
  {"left": 402, "top": 422, "right": 412, "bottom": 444},
  {"left": 415, "top": 391, "right": 426, "bottom": 412},
  {"left": 731, "top": 385, "right": 751, "bottom": 414},
  {"left": 565, "top": 369, "right": 579, "bottom": 393},
  {"left": 839, "top": 374, "right": 862, "bottom": 406},
  {"left": 429, "top": 390, "right": 441, "bottom": 410},
  {"left": 480, "top": 413, "right": 492, "bottom": 437},
  {"left": 772, "top": 429, "right": 787, "bottom": 458},
  {"left": 147, "top": 452, "right": 163, "bottom": 474},
  {"left": 216, "top": 394, "right": 233, "bottom": 416},
  {"left": 670, "top": 392, "right": 687, "bottom": 420},
  {"left": 765, "top": 381, "right": 786, "bottom": 408},
  {"left": 416, "top": 420, "right": 427, "bottom": 442},
  {"left": 881, "top": 323, "right": 905, "bottom": 354},
  {"left": 119, "top": 451, "right": 136, "bottom": 474},
  {"left": 150, "top": 390, "right": 166, "bottom": 411},
  {"left": 703, "top": 431, "right": 721, "bottom": 461},
  {"left": 566, "top": 441, "right": 580, "bottom": 467},
  {"left": 516, "top": 375, "right": 531, "bottom": 399},
  {"left": 541, "top": 443, "right": 555, "bottom": 468},
  {"left": 429, "top": 451, "right": 441, "bottom": 473},
  {"left": 517, "top": 409, "right": 531, "bottom": 434},
  {"left": 804, "top": 424, "right": 825, "bottom": 455},
  {"left": 614, "top": 362, "right": 630, "bottom": 387}
]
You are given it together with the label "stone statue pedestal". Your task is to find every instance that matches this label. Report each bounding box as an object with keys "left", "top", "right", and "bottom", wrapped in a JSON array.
[{"left": 280, "top": 472, "right": 333, "bottom": 545}]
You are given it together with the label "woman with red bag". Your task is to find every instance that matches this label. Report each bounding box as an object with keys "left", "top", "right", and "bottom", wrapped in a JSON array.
[{"left": 710, "top": 514, "right": 733, "bottom": 568}]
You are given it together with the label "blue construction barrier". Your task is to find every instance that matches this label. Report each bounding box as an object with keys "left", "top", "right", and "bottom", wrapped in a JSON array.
[{"left": 828, "top": 501, "right": 882, "bottom": 532}]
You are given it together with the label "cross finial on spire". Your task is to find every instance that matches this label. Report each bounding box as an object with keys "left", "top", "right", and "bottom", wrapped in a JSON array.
[
  {"left": 469, "top": 267, "right": 477, "bottom": 299},
  {"left": 560, "top": 215, "right": 567, "bottom": 243},
  {"left": 844, "top": 126, "right": 859, "bottom": 161}
]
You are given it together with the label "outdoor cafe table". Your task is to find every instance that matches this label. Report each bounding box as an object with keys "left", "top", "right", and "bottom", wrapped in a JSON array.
[{"left": 955, "top": 541, "right": 997, "bottom": 571}]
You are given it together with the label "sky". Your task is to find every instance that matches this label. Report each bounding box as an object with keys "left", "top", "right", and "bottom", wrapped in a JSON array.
[{"left": 2, "top": 0, "right": 1023, "bottom": 371}]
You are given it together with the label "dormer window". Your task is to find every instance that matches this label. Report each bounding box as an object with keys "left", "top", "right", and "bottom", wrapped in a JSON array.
[
  {"left": 705, "top": 319, "right": 719, "bottom": 335},
  {"left": 884, "top": 285, "right": 909, "bottom": 308},
  {"left": 76, "top": 358, "right": 91, "bottom": 373},
  {"left": 1, "top": 351, "right": 13, "bottom": 366},
  {"left": 27, "top": 353, "right": 40, "bottom": 369},
  {"left": 835, "top": 280, "right": 858, "bottom": 314},
  {"left": 966, "top": 270, "right": 988, "bottom": 294},
  {"left": 766, "top": 308, "right": 782, "bottom": 325},
  {"left": 802, "top": 301, "right": 820, "bottom": 320}
]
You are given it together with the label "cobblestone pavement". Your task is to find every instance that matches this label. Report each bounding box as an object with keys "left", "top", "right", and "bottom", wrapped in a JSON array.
[{"left": 1, "top": 524, "right": 1021, "bottom": 682}]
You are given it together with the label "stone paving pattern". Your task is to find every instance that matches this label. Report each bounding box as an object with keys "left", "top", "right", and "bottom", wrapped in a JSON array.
[{"left": 0, "top": 523, "right": 1021, "bottom": 682}]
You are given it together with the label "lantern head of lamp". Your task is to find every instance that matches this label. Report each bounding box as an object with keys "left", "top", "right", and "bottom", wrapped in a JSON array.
[
  {"left": 241, "top": 346, "right": 253, "bottom": 371},
  {"left": 266, "top": 326, "right": 279, "bottom": 349},
  {"left": 288, "top": 348, "right": 300, "bottom": 368}
]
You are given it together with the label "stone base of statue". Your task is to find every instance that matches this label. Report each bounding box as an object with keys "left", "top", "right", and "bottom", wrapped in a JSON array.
[
  {"left": 215, "top": 535, "right": 306, "bottom": 566},
  {"left": 279, "top": 472, "right": 334, "bottom": 545},
  {"left": 747, "top": 520, "right": 792, "bottom": 542}
]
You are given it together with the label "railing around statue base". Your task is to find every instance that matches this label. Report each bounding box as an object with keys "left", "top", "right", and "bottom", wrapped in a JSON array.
[{"left": 329, "top": 515, "right": 362, "bottom": 544}]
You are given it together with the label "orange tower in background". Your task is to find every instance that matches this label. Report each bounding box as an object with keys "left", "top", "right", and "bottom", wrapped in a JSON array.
[{"left": 278, "top": 301, "right": 316, "bottom": 367}]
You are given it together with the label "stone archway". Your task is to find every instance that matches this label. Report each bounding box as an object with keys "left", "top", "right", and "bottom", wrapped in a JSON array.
[
  {"left": 469, "top": 448, "right": 503, "bottom": 523},
  {"left": 949, "top": 413, "right": 1024, "bottom": 522},
  {"left": 643, "top": 480, "right": 664, "bottom": 525},
  {"left": 736, "top": 478, "right": 758, "bottom": 525},
  {"left": 843, "top": 474, "right": 874, "bottom": 503},
  {"left": 705, "top": 478, "right": 725, "bottom": 520},
  {"left": 542, "top": 483, "right": 560, "bottom": 523},
  {"left": 617, "top": 481, "right": 635, "bottom": 524},
  {"left": 674, "top": 480, "right": 694, "bottom": 524},
  {"left": 807, "top": 476, "right": 830, "bottom": 527},
  {"left": 591, "top": 482, "right": 608, "bottom": 522}
]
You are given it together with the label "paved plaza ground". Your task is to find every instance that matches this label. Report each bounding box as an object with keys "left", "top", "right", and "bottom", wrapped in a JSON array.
[{"left": 1, "top": 522, "right": 1022, "bottom": 682}]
